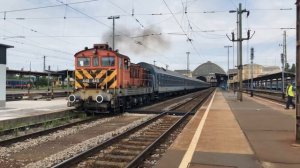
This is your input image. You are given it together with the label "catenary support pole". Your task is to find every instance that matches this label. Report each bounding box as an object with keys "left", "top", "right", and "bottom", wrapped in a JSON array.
[
  {"left": 225, "top": 46, "right": 233, "bottom": 90},
  {"left": 228, "top": 3, "right": 253, "bottom": 101},
  {"left": 250, "top": 47, "right": 254, "bottom": 97},
  {"left": 295, "top": 0, "right": 300, "bottom": 143}
]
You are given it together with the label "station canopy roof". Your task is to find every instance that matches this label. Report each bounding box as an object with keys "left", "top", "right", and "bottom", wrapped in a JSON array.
[
  {"left": 244, "top": 71, "right": 295, "bottom": 82},
  {"left": 192, "top": 61, "right": 226, "bottom": 77}
]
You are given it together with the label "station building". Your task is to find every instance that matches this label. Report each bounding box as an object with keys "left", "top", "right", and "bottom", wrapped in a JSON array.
[
  {"left": 175, "top": 61, "right": 227, "bottom": 87},
  {"left": 192, "top": 61, "right": 227, "bottom": 87},
  {"left": 0, "top": 44, "right": 13, "bottom": 107},
  {"left": 228, "top": 64, "right": 281, "bottom": 85}
]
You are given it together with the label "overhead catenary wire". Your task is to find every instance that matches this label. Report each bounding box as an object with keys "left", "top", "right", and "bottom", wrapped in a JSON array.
[
  {"left": 54, "top": 0, "right": 173, "bottom": 66},
  {"left": 106, "top": 0, "right": 145, "bottom": 29},
  {"left": 1, "top": 0, "right": 296, "bottom": 71},
  {"left": 54, "top": 0, "right": 160, "bottom": 49},
  {"left": 161, "top": 0, "right": 202, "bottom": 59},
  {"left": 55, "top": 0, "right": 111, "bottom": 28},
  {"left": 0, "top": 0, "right": 101, "bottom": 13},
  {"left": 0, "top": 26, "right": 73, "bottom": 55},
  {"left": 7, "top": 19, "right": 76, "bottom": 46},
  {"left": 2, "top": 7, "right": 293, "bottom": 21}
]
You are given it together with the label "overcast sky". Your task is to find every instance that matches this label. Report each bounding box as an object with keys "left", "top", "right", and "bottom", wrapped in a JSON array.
[{"left": 0, "top": 0, "right": 296, "bottom": 72}]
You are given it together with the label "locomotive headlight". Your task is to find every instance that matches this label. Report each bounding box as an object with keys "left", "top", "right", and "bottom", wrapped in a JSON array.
[
  {"left": 68, "top": 94, "right": 79, "bottom": 103},
  {"left": 96, "top": 95, "right": 104, "bottom": 103}
]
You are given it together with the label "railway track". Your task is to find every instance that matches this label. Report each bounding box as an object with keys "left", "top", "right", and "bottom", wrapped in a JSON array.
[
  {"left": 53, "top": 88, "right": 214, "bottom": 168},
  {"left": 0, "top": 113, "right": 102, "bottom": 146},
  {"left": 130, "top": 89, "right": 210, "bottom": 114},
  {"left": 0, "top": 114, "right": 151, "bottom": 168},
  {"left": 6, "top": 91, "right": 69, "bottom": 101},
  {"left": 244, "top": 91, "right": 286, "bottom": 104},
  {"left": 0, "top": 89, "right": 208, "bottom": 147},
  {"left": 0, "top": 88, "right": 214, "bottom": 168},
  {"left": 0, "top": 89, "right": 209, "bottom": 146}
]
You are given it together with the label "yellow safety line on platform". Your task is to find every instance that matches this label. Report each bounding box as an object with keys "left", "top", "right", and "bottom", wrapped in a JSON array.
[{"left": 179, "top": 90, "right": 216, "bottom": 168}]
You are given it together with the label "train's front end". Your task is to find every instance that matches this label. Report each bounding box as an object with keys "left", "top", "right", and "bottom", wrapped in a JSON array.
[{"left": 68, "top": 44, "right": 121, "bottom": 113}]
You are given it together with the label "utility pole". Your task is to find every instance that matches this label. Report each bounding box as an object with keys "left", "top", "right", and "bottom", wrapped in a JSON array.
[
  {"left": 43, "top": 56, "right": 46, "bottom": 72},
  {"left": 281, "top": 53, "right": 285, "bottom": 99},
  {"left": 186, "top": 52, "right": 190, "bottom": 77},
  {"left": 232, "top": 41, "right": 235, "bottom": 69},
  {"left": 296, "top": 0, "right": 300, "bottom": 143},
  {"left": 47, "top": 65, "right": 50, "bottom": 99},
  {"left": 224, "top": 46, "right": 233, "bottom": 90},
  {"left": 28, "top": 62, "right": 31, "bottom": 96},
  {"left": 67, "top": 69, "right": 70, "bottom": 95},
  {"left": 284, "top": 30, "right": 287, "bottom": 68},
  {"left": 280, "top": 31, "right": 287, "bottom": 71},
  {"left": 107, "top": 15, "right": 120, "bottom": 50},
  {"left": 250, "top": 47, "right": 254, "bottom": 97},
  {"left": 227, "top": 3, "right": 254, "bottom": 101}
]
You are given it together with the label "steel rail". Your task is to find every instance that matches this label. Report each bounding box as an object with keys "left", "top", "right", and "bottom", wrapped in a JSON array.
[
  {"left": 243, "top": 90, "right": 286, "bottom": 104},
  {"left": 0, "top": 115, "right": 102, "bottom": 146},
  {"left": 52, "top": 112, "right": 167, "bottom": 168},
  {"left": 126, "top": 88, "right": 214, "bottom": 168},
  {"left": 0, "top": 111, "right": 77, "bottom": 136},
  {"left": 52, "top": 88, "right": 214, "bottom": 168}
]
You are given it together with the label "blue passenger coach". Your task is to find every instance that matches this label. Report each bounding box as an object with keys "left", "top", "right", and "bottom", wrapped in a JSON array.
[{"left": 138, "top": 62, "right": 210, "bottom": 96}]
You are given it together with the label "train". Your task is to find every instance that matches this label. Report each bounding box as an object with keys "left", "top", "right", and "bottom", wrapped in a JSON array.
[
  {"left": 67, "top": 44, "right": 210, "bottom": 113},
  {"left": 6, "top": 79, "right": 29, "bottom": 88}
]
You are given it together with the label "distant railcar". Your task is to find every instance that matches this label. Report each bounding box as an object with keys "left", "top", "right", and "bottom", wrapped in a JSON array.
[{"left": 6, "top": 79, "right": 28, "bottom": 88}]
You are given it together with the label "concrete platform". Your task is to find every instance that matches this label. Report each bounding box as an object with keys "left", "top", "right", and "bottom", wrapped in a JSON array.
[
  {"left": 0, "top": 98, "right": 73, "bottom": 129},
  {"left": 155, "top": 89, "right": 300, "bottom": 168}
]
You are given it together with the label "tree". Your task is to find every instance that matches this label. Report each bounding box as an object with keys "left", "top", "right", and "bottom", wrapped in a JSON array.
[
  {"left": 290, "top": 63, "right": 296, "bottom": 73},
  {"left": 285, "top": 62, "right": 290, "bottom": 72},
  {"left": 35, "top": 77, "right": 48, "bottom": 87}
]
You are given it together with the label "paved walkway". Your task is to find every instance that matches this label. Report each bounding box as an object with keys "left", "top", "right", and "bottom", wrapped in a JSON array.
[
  {"left": 226, "top": 91, "right": 300, "bottom": 168},
  {"left": 0, "top": 98, "right": 73, "bottom": 121},
  {"left": 156, "top": 89, "right": 300, "bottom": 168}
]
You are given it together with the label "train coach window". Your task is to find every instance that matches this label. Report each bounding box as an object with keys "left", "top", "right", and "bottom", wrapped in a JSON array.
[
  {"left": 102, "top": 57, "right": 115, "bottom": 66},
  {"left": 93, "top": 56, "right": 99, "bottom": 66},
  {"left": 77, "top": 57, "right": 90, "bottom": 67}
]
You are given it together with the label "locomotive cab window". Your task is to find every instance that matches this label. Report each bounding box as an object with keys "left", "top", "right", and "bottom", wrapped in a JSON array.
[
  {"left": 93, "top": 56, "right": 99, "bottom": 66},
  {"left": 119, "top": 58, "right": 122, "bottom": 69},
  {"left": 124, "top": 59, "right": 129, "bottom": 70},
  {"left": 77, "top": 57, "right": 90, "bottom": 67},
  {"left": 102, "top": 56, "right": 115, "bottom": 66}
]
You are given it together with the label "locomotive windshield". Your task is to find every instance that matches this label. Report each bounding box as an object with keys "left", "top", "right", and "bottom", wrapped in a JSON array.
[
  {"left": 93, "top": 56, "right": 99, "bottom": 66},
  {"left": 77, "top": 57, "right": 90, "bottom": 67},
  {"left": 102, "top": 56, "right": 115, "bottom": 66}
]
